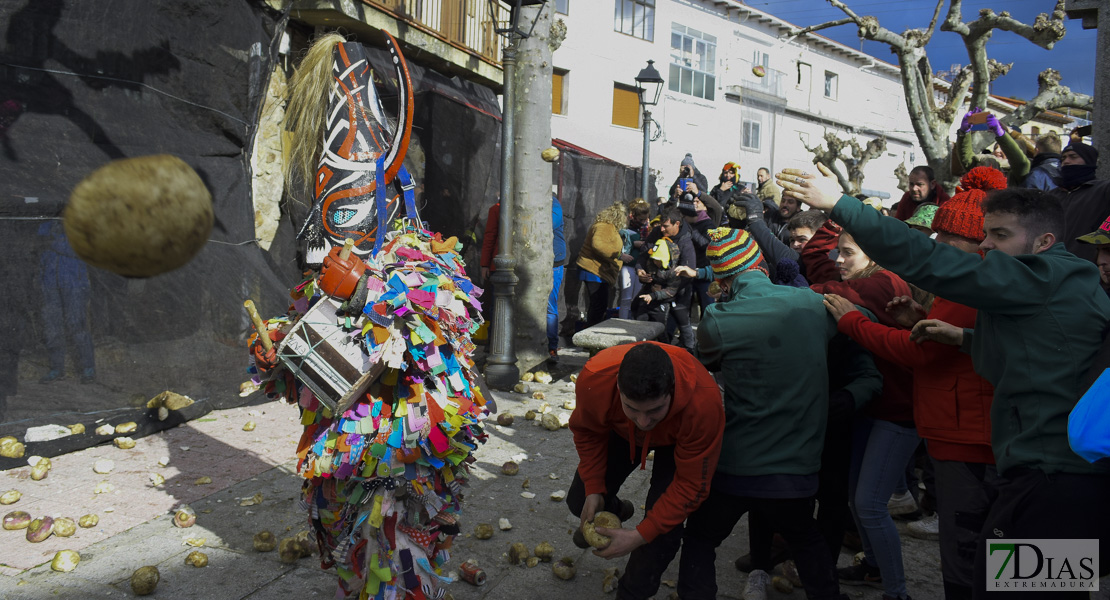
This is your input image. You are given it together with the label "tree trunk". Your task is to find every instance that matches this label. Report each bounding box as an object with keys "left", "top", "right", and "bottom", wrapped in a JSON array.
[{"left": 510, "top": 4, "right": 555, "bottom": 373}]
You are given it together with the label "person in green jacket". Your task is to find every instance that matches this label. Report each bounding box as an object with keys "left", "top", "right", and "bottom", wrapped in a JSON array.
[
  {"left": 778, "top": 163, "right": 1110, "bottom": 597},
  {"left": 680, "top": 228, "right": 848, "bottom": 600},
  {"left": 954, "top": 108, "right": 1031, "bottom": 188}
]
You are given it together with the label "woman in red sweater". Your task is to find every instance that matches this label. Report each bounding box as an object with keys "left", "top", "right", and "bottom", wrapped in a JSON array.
[
  {"left": 803, "top": 214, "right": 917, "bottom": 600},
  {"left": 823, "top": 167, "right": 1005, "bottom": 600}
]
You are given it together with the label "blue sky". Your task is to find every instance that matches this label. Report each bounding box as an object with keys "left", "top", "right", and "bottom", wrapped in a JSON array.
[{"left": 744, "top": 0, "right": 1097, "bottom": 99}]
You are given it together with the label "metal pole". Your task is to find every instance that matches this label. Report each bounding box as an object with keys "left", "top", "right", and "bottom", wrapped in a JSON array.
[
  {"left": 486, "top": 43, "right": 520, "bottom": 389},
  {"left": 640, "top": 107, "right": 651, "bottom": 201}
]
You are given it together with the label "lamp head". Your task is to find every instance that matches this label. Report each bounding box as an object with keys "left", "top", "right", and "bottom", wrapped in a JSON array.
[{"left": 635, "top": 60, "right": 665, "bottom": 107}]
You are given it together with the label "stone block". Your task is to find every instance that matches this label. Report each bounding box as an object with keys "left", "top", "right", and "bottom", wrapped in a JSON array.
[{"left": 571, "top": 319, "right": 664, "bottom": 354}]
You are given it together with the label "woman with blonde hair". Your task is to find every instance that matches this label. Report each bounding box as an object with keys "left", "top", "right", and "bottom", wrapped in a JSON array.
[{"left": 577, "top": 201, "right": 632, "bottom": 326}]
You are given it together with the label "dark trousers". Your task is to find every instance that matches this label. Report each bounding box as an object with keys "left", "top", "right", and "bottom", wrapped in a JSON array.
[
  {"left": 932, "top": 458, "right": 999, "bottom": 600},
  {"left": 972, "top": 469, "right": 1110, "bottom": 599},
  {"left": 631, "top": 292, "right": 670, "bottom": 326},
  {"left": 815, "top": 401, "right": 855, "bottom": 560},
  {"left": 585, "top": 280, "right": 611, "bottom": 327},
  {"left": 566, "top": 432, "right": 678, "bottom": 600},
  {"left": 682, "top": 489, "right": 844, "bottom": 600},
  {"left": 750, "top": 399, "right": 855, "bottom": 566},
  {"left": 663, "top": 285, "right": 695, "bottom": 351}
]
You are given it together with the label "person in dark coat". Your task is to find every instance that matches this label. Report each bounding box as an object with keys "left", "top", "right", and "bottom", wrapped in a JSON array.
[{"left": 1050, "top": 141, "right": 1110, "bottom": 265}]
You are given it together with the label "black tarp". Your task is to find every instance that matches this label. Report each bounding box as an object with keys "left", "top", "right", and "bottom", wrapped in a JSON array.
[
  {"left": 0, "top": 0, "right": 645, "bottom": 463},
  {"left": 0, "top": 0, "right": 289, "bottom": 453}
]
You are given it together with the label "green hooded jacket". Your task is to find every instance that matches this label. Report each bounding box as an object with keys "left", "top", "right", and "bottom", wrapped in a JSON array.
[{"left": 831, "top": 197, "right": 1110, "bottom": 476}]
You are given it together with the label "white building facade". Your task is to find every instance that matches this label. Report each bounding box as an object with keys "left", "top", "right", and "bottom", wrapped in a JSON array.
[{"left": 550, "top": 0, "right": 923, "bottom": 201}]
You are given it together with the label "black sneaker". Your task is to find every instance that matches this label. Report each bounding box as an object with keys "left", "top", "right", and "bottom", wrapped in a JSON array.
[{"left": 838, "top": 562, "right": 883, "bottom": 588}]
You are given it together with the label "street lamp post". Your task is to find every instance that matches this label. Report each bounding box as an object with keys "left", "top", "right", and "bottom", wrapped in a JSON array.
[
  {"left": 485, "top": 0, "right": 548, "bottom": 390},
  {"left": 635, "top": 60, "right": 664, "bottom": 202}
]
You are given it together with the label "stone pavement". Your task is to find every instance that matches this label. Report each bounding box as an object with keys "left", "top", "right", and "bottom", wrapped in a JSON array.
[{"left": 0, "top": 346, "right": 978, "bottom": 600}]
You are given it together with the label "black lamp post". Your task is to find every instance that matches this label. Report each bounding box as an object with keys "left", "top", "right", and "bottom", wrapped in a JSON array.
[
  {"left": 484, "top": 0, "right": 549, "bottom": 390},
  {"left": 635, "top": 60, "right": 664, "bottom": 202}
]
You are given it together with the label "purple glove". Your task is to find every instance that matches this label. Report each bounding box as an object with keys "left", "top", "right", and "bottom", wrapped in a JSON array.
[
  {"left": 959, "top": 108, "right": 981, "bottom": 133},
  {"left": 985, "top": 113, "right": 1005, "bottom": 138}
]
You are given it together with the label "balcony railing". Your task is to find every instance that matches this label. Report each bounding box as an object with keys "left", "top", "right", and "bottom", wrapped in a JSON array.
[{"left": 364, "top": 0, "right": 510, "bottom": 64}]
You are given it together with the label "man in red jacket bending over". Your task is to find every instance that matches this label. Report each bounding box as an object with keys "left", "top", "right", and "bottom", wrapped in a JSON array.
[{"left": 567, "top": 341, "right": 724, "bottom": 600}]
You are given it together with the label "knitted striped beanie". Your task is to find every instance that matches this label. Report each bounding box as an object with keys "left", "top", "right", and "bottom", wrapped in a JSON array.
[{"left": 706, "top": 228, "right": 765, "bottom": 279}]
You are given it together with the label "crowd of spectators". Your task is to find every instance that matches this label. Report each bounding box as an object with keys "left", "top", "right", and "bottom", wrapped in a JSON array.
[{"left": 554, "top": 112, "right": 1110, "bottom": 600}]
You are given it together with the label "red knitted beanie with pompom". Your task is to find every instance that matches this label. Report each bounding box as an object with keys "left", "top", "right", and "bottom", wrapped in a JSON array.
[{"left": 931, "top": 166, "right": 1007, "bottom": 242}]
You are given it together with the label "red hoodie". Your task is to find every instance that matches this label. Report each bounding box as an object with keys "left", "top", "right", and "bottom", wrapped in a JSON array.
[
  {"left": 803, "top": 220, "right": 915, "bottom": 423},
  {"left": 569, "top": 342, "right": 724, "bottom": 543},
  {"left": 837, "top": 297, "right": 995, "bottom": 463}
]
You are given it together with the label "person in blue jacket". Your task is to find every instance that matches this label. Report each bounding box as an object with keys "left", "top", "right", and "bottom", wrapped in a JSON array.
[{"left": 549, "top": 194, "right": 567, "bottom": 359}]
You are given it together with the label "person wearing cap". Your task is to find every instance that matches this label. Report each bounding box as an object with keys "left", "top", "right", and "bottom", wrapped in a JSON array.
[
  {"left": 567, "top": 341, "right": 723, "bottom": 600},
  {"left": 631, "top": 237, "right": 683, "bottom": 324},
  {"left": 711, "top": 162, "right": 745, "bottom": 219},
  {"left": 1076, "top": 213, "right": 1110, "bottom": 298},
  {"left": 677, "top": 228, "right": 847, "bottom": 600},
  {"left": 1050, "top": 141, "right": 1110, "bottom": 265},
  {"left": 904, "top": 203, "right": 939, "bottom": 236},
  {"left": 780, "top": 163, "right": 1110, "bottom": 598},
  {"left": 668, "top": 153, "right": 711, "bottom": 203},
  {"left": 903, "top": 203, "right": 937, "bottom": 235},
  {"left": 638, "top": 208, "right": 698, "bottom": 351},
  {"left": 822, "top": 166, "right": 1004, "bottom": 600}
]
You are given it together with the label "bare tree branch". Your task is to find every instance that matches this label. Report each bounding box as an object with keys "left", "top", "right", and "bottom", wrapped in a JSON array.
[
  {"left": 941, "top": 0, "right": 970, "bottom": 37},
  {"left": 1000, "top": 68, "right": 1094, "bottom": 131},
  {"left": 966, "top": 0, "right": 1068, "bottom": 50},
  {"left": 921, "top": 0, "right": 946, "bottom": 45},
  {"left": 791, "top": 17, "right": 855, "bottom": 37},
  {"left": 944, "top": 0, "right": 1066, "bottom": 109},
  {"left": 803, "top": 132, "right": 886, "bottom": 195},
  {"left": 938, "top": 65, "right": 974, "bottom": 125},
  {"left": 785, "top": 0, "right": 906, "bottom": 49},
  {"left": 782, "top": 0, "right": 1079, "bottom": 194},
  {"left": 802, "top": 132, "right": 852, "bottom": 194},
  {"left": 894, "top": 162, "right": 910, "bottom": 192}
]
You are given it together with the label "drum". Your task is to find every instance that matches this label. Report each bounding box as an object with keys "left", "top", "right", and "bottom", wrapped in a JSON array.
[{"left": 276, "top": 296, "right": 384, "bottom": 414}]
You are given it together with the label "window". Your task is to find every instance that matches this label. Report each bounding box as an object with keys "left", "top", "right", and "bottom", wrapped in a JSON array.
[
  {"left": 824, "top": 71, "right": 838, "bottom": 99},
  {"left": 614, "top": 0, "right": 655, "bottom": 41},
  {"left": 753, "top": 50, "right": 769, "bottom": 69},
  {"left": 668, "top": 24, "right": 716, "bottom": 101},
  {"left": 555, "top": 0, "right": 568, "bottom": 14},
  {"left": 612, "top": 83, "right": 640, "bottom": 128},
  {"left": 552, "top": 68, "right": 568, "bottom": 115},
  {"left": 742, "top": 120, "right": 761, "bottom": 151}
]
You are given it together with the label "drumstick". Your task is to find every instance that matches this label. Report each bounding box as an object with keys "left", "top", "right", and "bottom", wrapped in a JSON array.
[
  {"left": 243, "top": 300, "right": 273, "bottom": 351},
  {"left": 339, "top": 238, "right": 354, "bottom": 261}
]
